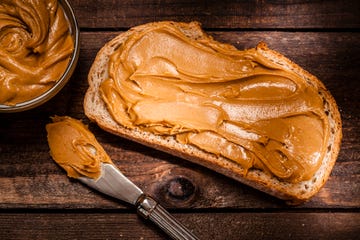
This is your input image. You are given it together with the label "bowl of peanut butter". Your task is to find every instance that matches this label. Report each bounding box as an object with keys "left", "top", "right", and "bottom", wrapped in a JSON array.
[{"left": 0, "top": 0, "right": 79, "bottom": 112}]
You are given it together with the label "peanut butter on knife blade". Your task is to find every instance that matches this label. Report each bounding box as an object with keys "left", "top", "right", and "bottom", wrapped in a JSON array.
[{"left": 46, "top": 116, "right": 113, "bottom": 179}]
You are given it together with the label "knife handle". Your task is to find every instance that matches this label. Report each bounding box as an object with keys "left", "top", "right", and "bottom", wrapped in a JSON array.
[{"left": 137, "top": 195, "right": 199, "bottom": 240}]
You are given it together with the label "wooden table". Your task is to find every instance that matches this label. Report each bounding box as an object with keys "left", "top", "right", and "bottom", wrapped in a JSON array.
[{"left": 1, "top": 1, "right": 359, "bottom": 239}]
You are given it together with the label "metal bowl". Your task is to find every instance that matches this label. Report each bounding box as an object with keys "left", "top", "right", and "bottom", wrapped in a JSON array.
[{"left": 0, "top": 0, "right": 80, "bottom": 113}]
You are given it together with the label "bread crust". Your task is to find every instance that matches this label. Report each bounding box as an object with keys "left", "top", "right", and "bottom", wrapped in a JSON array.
[{"left": 84, "top": 21, "right": 342, "bottom": 204}]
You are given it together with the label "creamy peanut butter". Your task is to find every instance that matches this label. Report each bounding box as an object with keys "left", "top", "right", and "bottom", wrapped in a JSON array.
[
  {"left": 46, "top": 116, "right": 113, "bottom": 179},
  {"left": 0, "top": 0, "right": 74, "bottom": 105},
  {"left": 100, "top": 22, "right": 329, "bottom": 183}
]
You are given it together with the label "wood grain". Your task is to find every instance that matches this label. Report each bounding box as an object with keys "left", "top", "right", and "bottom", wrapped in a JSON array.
[
  {"left": 69, "top": 0, "right": 360, "bottom": 29},
  {"left": 0, "top": 212, "right": 358, "bottom": 239}
]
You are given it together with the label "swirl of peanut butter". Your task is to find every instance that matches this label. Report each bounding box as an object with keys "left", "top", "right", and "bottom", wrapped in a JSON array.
[
  {"left": 0, "top": 0, "right": 74, "bottom": 105},
  {"left": 100, "top": 22, "right": 329, "bottom": 183},
  {"left": 46, "top": 116, "right": 113, "bottom": 179}
]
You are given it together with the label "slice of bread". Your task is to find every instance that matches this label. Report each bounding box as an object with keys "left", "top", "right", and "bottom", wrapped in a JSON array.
[{"left": 84, "top": 21, "right": 342, "bottom": 204}]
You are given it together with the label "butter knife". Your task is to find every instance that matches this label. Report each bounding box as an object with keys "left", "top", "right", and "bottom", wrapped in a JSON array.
[{"left": 79, "top": 162, "right": 199, "bottom": 240}]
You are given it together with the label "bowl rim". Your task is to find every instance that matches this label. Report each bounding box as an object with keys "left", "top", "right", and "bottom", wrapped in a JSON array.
[{"left": 0, "top": 0, "right": 80, "bottom": 113}]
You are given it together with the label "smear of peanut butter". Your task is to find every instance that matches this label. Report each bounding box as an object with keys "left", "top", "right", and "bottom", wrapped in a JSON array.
[
  {"left": 0, "top": 0, "right": 74, "bottom": 105},
  {"left": 100, "top": 22, "right": 329, "bottom": 183},
  {"left": 46, "top": 116, "right": 113, "bottom": 179}
]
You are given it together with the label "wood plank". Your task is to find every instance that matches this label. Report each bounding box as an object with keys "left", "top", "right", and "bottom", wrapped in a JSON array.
[
  {"left": 0, "top": 212, "right": 358, "bottom": 239},
  {"left": 0, "top": 141, "right": 358, "bottom": 209},
  {"left": 0, "top": 31, "right": 359, "bottom": 209},
  {"left": 69, "top": 0, "right": 360, "bottom": 29}
]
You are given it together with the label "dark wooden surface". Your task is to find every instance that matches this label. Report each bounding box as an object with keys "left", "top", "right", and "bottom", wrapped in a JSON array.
[{"left": 1, "top": 0, "right": 359, "bottom": 239}]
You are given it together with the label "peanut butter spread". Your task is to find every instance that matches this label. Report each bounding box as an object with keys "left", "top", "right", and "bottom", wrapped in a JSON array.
[
  {"left": 0, "top": 0, "right": 74, "bottom": 105},
  {"left": 100, "top": 22, "right": 329, "bottom": 183},
  {"left": 46, "top": 116, "right": 113, "bottom": 179}
]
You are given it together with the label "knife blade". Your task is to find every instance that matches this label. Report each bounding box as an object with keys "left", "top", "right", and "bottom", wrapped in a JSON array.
[
  {"left": 79, "top": 162, "right": 199, "bottom": 240},
  {"left": 79, "top": 163, "right": 142, "bottom": 205}
]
